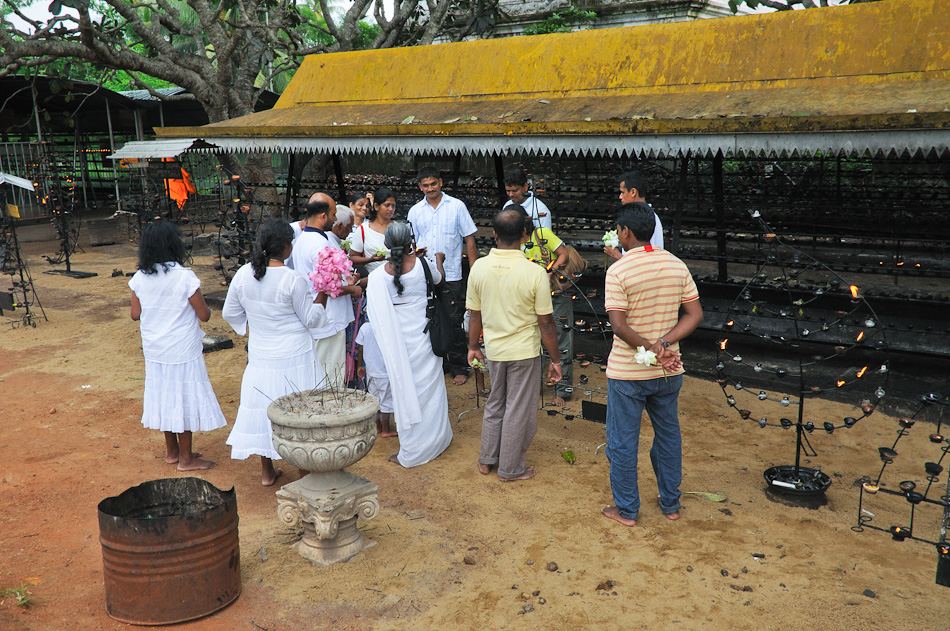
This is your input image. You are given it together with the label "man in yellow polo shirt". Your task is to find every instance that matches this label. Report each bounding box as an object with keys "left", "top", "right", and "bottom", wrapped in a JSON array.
[
  {"left": 467, "top": 209, "right": 562, "bottom": 481},
  {"left": 601, "top": 202, "right": 703, "bottom": 526}
]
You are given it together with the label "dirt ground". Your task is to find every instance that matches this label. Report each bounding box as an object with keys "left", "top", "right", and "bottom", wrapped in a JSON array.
[{"left": 2, "top": 236, "right": 949, "bottom": 631}]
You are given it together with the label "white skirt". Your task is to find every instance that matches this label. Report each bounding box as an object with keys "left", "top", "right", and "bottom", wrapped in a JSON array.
[
  {"left": 141, "top": 356, "right": 227, "bottom": 433},
  {"left": 226, "top": 349, "right": 316, "bottom": 460}
]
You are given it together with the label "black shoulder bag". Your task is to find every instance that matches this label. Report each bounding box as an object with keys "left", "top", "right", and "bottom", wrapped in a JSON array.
[{"left": 419, "top": 257, "right": 454, "bottom": 357}]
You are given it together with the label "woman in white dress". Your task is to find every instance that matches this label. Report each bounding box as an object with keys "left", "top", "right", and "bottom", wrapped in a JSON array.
[
  {"left": 223, "top": 220, "right": 330, "bottom": 485},
  {"left": 349, "top": 187, "right": 395, "bottom": 276},
  {"left": 129, "top": 220, "right": 226, "bottom": 471},
  {"left": 366, "top": 222, "right": 453, "bottom": 467}
]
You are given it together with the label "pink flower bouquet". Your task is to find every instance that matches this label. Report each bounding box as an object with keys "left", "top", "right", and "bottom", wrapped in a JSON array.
[{"left": 308, "top": 247, "right": 353, "bottom": 298}]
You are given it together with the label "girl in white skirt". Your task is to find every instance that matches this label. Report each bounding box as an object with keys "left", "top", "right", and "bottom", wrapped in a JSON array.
[
  {"left": 222, "top": 220, "right": 332, "bottom": 485},
  {"left": 355, "top": 319, "right": 396, "bottom": 437},
  {"left": 129, "top": 220, "right": 226, "bottom": 471}
]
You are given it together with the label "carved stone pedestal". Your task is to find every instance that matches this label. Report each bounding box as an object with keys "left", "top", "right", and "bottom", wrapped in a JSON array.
[
  {"left": 276, "top": 470, "right": 379, "bottom": 567},
  {"left": 268, "top": 389, "right": 380, "bottom": 567}
]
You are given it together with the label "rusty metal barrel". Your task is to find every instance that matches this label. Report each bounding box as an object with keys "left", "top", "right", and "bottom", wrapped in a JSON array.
[{"left": 98, "top": 478, "right": 241, "bottom": 625}]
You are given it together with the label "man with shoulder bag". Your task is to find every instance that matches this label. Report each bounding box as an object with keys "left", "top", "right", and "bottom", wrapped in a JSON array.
[{"left": 513, "top": 207, "right": 580, "bottom": 407}]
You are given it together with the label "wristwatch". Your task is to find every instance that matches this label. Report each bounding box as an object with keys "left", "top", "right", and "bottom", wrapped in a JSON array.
[{"left": 657, "top": 338, "right": 671, "bottom": 349}]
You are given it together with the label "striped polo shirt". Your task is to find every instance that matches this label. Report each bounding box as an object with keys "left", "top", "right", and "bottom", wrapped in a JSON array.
[{"left": 604, "top": 245, "right": 699, "bottom": 380}]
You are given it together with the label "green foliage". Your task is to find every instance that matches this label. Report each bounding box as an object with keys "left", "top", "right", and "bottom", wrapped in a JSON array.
[
  {"left": 15, "top": 60, "right": 175, "bottom": 93},
  {"left": 523, "top": 5, "right": 596, "bottom": 36},
  {"left": 1, "top": 584, "right": 34, "bottom": 607}
]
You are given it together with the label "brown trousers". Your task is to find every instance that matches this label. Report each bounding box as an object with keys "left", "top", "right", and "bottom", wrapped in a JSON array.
[{"left": 479, "top": 356, "right": 542, "bottom": 479}]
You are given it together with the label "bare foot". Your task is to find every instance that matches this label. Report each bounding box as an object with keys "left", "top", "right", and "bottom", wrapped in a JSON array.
[
  {"left": 379, "top": 430, "right": 398, "bottom": 438},
  {"left": 657, "top": 495, "right": 680, "bottom": 520},
  {"left": 453, "top": 374, "right": 468, "bottom": 386},
  {"left": 388, "top": 454, "right": 401, "bottom": 465},
  {"left": 601, "top": 505, "right": 637, "bottom": 526},
  {"left": 262, "top": 467, "right": 283, "bottom": 486},
  {"left": 167, "top": 451, "right": 202, "bottom": 464},
  {"left": 177, "top": 457, "right": 215, "bottom": 471},
  {"left": 551, "top": 396, "right": 567, "bottom": 407},
  {"left": 500, "top": 466, "right": 536, "bottom": 482},
  {"left": 467, "top": 388, "right": 491, "bottom": 397},
  {"left": 477, "top": 462, "right": 492, "bottom": 475}
]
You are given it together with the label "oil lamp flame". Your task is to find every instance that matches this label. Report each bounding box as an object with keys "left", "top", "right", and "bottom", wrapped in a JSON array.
[
  {"left": 850, "top": 285, "right": 859, "bottom": 298},
  {"left": 856, "top": 366, "right": 867, "bottom": 378},
  {"left": 836, "top": 380, "right": 846, "bottom": 388},
  {"left": 856, "top": 332, "right": 865, "bottom": 342},
  {"left": 720, "top": 339, "right": 728, "bottom": 350}
]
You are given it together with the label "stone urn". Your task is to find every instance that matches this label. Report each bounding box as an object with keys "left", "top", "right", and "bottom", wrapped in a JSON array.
[{"left": 267, "top": 389, "right": 379, "bottom": 567}]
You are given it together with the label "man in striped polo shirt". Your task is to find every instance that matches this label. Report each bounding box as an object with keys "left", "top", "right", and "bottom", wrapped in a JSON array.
[{"left": 601, "top": 203, "right": 703, "bottom": 526}]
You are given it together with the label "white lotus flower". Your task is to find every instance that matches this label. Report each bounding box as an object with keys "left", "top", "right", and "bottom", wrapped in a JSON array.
[
  {"left": 602, "top": 229, "right": 620, "bottom": 249},
  {"left": 634, "top": 346, "right": 657, "bottom": 367}
]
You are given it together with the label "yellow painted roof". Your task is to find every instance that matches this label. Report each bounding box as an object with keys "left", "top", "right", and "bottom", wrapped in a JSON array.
[{"left": 158, "top": 0, "right": 950, "bottom": 157}]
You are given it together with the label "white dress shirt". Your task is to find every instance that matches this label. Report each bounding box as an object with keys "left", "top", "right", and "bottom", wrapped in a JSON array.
[
  {"left": 406, "top": 192, "right": 477, "bottom": 282},
  {"left": 503, "top": 193, "right": 552, "bottom": 230}
]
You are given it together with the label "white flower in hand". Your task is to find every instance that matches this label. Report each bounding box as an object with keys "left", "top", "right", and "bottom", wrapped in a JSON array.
[
  {"left": 634, "top": 346, "right": 657, "bottom": 367},
  {"left": 602, "top": 229, "right": 620, "bottom": 249}
]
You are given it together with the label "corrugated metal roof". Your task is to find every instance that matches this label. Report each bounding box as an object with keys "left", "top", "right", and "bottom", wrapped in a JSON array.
[
  {"left": 156, "top": 0, "right": 950, "bottom": 158},
  {"left": 107, "top": 138, "right": 217, "bottom": 160},
  {"left": 118, "top": 87, "right": 188, "bottom": 102},
  {"left": 0, "top": 171, "right": 35, "bottom": 191}
]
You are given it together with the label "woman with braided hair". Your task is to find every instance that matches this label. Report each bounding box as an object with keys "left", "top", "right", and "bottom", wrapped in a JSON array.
[
  {"left": 222, "top": 219, "right": 331, "bottom": 485},
  {"left": 366, "top": 221, "right": 453, "bottom": 467}
]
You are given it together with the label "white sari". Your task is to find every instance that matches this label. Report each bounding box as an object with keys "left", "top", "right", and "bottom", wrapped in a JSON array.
[{"left": 366, "top": 258, "right": 452, "bottom": 467}]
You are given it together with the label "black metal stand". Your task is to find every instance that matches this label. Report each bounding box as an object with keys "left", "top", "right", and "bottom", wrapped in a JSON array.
[
  {"left": 42, "top": 201, "right": 96, "bottom": 279},
  {"left": 716, "top": 210, "right": 889, "bottom": 498},
  {"left": 1, "top": 201, "right": 48, "bottom": 327},
  {"left": 852, "top": 394, "right": 950, "bottom": 587}
]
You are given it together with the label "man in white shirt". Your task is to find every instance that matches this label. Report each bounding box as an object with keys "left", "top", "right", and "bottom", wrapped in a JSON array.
[
  {"left": 290, "top": 192, "right": 362, "bottom": 390},
  {"left": 407, "top": 166, "right": 479, "bottom": 385},
  {"left": 604, "top": 170, "right": 664, "bottom": 261},
  {"left": 503, "top": 167, "right": 553, "bottom": 230}
]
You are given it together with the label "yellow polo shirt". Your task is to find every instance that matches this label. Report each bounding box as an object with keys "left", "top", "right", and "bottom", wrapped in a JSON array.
[
  {"left": 466, "top": 248, "right": 553, "bottom": 362},
  {"left": 521, "top": 227, "right": 563, "bottom": 266}
]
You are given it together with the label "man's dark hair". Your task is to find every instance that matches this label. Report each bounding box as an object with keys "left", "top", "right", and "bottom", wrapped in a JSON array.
[
  {"left": 618, "top": 170, "right": 647, "bottom": 197},
  {"left": 494, "top": 209, "right": 526, "bottom": 244},
  {"left": 504, "top": 167, "right": 528, "bottom": 187},
  {"left": 416, "top": 166, "right": 441, "bottom": 183},
  {"left": 305, "top": 199, "right": 330, "bottom": 219},
  {"left": 617, "top": 202, "right": 655, "bottom": 242}
]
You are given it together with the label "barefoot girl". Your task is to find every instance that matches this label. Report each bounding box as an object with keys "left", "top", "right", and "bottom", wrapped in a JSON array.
[
  {"left": 355, "top": 319, "right": 396, "bottom": 438},
  {"left": 129, "top": 220, "right": 225, "bottom": 471},
  {"left": 222, "top": 220, "right": 332, "bottom": 485}
]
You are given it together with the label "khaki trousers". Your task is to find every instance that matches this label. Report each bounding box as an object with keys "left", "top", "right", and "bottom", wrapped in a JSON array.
[{"left": 479, "top": 355, "right": 542, "bottom": 479}]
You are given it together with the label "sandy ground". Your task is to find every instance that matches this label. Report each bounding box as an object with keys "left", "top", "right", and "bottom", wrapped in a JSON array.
[{"left": 1, "top": 237, "right": 949, "bottom": 631}]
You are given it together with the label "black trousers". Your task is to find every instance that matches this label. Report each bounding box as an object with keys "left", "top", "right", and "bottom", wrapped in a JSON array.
[{"left": 441, "top": 279, "right": 469, "bottom": 376}]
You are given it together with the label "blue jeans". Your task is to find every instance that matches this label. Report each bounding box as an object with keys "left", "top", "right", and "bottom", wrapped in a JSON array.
[{"left": 606, "top": 375, "right": 683, "bottom": 520}]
